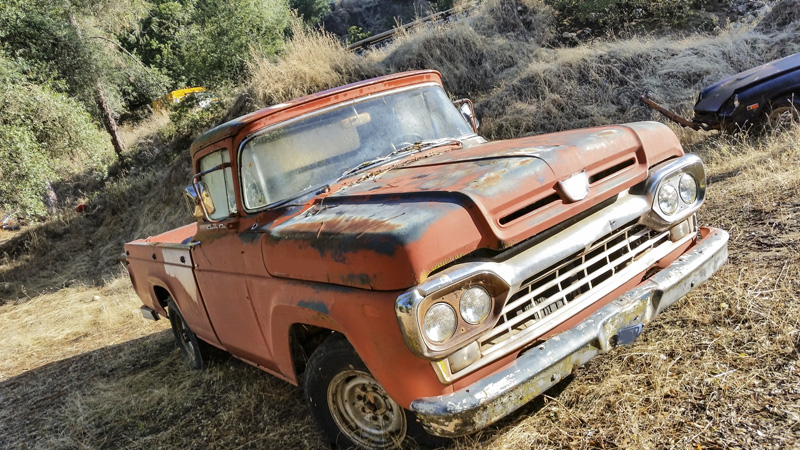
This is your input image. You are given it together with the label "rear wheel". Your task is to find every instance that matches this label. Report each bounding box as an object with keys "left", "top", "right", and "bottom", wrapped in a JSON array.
[
  {"left": 303, "top": 335, "right": 447, "bottom": 449},
  {"left": 167, "top": 298, "right": 204, "bottom": 370}
]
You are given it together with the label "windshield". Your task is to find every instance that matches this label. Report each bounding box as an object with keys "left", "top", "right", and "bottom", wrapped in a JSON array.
[{"left": 239, "top": 84, "right": 474, "bottom": 210}]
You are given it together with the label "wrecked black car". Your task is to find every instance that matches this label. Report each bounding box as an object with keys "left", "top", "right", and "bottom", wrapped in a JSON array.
[{"left": 644, "top": 51, "right": 800, "bottom": 131}]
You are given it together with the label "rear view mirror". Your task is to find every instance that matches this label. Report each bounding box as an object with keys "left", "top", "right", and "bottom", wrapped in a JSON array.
[
  {"left": 184, "top": 182, "right": 216, "bottom": 220},
  {"left": 453, "top": 98, "right": 479, "bottom": 133}
]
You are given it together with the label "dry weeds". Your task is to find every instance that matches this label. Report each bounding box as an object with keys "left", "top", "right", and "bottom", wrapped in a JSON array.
[
  {"left": 247, "top": 20, "right": 380, "bottom": 107},
  {"left": 2, "top": 1, "right": 800, "bottom": 449}
]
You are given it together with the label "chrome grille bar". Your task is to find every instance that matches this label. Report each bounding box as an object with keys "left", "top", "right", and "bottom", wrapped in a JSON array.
[{"left": 477, "top": 223, "right": 670, "bottom": 356}]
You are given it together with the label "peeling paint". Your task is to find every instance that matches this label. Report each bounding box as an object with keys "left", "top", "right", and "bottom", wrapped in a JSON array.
[{"left": 297, "top": 300, "right": 329, "bottom": 315}]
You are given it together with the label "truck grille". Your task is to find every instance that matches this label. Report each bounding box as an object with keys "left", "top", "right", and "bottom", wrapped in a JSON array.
[{"left": 477, "top": 222, "right": 670, "bottom": 358}]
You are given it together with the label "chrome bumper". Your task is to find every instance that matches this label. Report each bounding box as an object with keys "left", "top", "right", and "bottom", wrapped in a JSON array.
[{"left": 410, "top": 227, "right": 729, "bottom": 437}]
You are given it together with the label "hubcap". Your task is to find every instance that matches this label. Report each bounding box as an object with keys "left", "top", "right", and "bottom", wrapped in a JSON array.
[{"left": 328, "top": 369, "right": 407, "bottom": 448}]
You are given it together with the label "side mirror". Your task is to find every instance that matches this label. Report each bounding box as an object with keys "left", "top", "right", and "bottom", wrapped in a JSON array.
[
  {"left": 189, "top": 162, "right": 231, "bottom": 223},
  {"left": 184, "top": 182, "right": 216, "bottom": 221},
  {"left": 454, "top": 99, "right": 480, "bottom": 133}
]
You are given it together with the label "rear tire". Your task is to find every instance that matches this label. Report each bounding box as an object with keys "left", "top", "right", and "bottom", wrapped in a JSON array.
[
  {"left": 167, "top": 298, "right": 204, "bottom": 370},
  {"left": 303, "top": 335, "right": 447, "bottom": 449}
]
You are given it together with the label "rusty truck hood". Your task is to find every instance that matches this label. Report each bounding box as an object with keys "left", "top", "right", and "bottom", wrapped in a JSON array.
[{"left": 262, "top": 122, "right": 683, "bottom": 291}]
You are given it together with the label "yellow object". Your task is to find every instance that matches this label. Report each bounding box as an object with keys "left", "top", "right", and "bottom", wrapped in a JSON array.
[{"left": 153, "top": 87, "right": 207, "bottom": 112}]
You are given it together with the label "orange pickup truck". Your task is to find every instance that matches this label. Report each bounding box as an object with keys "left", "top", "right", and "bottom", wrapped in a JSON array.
[{"left": 125, "top": 70, "right": 728, "bottom": 449}]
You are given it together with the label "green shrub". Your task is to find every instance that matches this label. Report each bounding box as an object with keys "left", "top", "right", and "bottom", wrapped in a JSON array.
[
  {"left": 0, "top": 55, "right": 113, "bottom": 217},
  {"left": 159, "top": 98, "right": 228, "bottom": 143},
  {"left": 290, "top": 0, "right": 330, "bottom": 25},
  {"left": 0, "top": 125, "right": 53, "bottom": 217},
  {"left": 547, "top": 0, "right": 713, "bottom": 33},
  {"left": 346, "top": 26, "right": 372, "bottom": 45}
]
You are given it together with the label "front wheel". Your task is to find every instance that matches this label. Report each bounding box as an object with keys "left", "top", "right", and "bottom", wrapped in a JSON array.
[
  {"left": 766, "top": 97, "right": 800, "bottom": 130},
  {"left": 303, "top": 335, "right": 447, "bottom": 449}
]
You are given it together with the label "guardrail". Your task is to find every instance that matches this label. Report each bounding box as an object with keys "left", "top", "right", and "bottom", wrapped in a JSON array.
[{"left": 346, "top": 2, "right": 480, "bottom": 52}]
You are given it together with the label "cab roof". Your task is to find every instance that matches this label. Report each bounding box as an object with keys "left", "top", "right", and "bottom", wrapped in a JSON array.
[{"left": 189, "top": 70, "right": 443, "bottom": 158}]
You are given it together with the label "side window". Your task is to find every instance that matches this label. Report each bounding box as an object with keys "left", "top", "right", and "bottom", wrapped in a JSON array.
[{"left": 198, "top": 150, "right": 237, "bottom": 220}]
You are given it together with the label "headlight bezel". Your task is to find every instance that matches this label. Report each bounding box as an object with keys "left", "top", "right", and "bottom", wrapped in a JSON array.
[
  {"left": 640, "top": 154, "right": 706, "bottom": 231},
  {"left": 396, "top": 271, "right": 510, "bottom": 359}
]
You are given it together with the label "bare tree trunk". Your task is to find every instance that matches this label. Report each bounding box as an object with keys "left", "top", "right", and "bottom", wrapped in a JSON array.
[
  {"left": 96, "top": 83, "right": 125, "bottom": 158},
  {"left": 69, "top": 14, "right": 125, "bottom": 159}
]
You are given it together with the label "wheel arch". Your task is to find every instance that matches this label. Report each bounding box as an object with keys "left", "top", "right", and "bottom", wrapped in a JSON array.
[
  {"left": 152, "top": 285, "right": 172, "bottom": 308},
  {"left": 289, "top": 323, "right": 338, "bottom": 379},
  {"left": 767, "top": 89, "right": 800, "bottom": 109}
]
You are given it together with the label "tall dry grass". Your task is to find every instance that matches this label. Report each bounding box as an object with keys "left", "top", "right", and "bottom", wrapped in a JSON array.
[
  {"left": 478, "top": 25, "right": 800, "bottom": 139},
  {"left": 246, "top": 0, "right": 555, "bottom": 105},
  {"left": 247, "top": 20, "right": 380, "bottom": 107}
]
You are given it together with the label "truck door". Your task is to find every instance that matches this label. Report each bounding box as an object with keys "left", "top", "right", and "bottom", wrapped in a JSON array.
[{"left": 191, "top": 145, "right": 276, "bottom": 368}]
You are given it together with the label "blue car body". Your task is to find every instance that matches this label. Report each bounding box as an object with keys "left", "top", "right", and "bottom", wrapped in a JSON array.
[{"left": 692, "top": 52, "right": 800, "bottom": 130}]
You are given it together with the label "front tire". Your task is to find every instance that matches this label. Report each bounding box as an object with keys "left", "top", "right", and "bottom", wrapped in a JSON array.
[
  {"left": 303, "top": 335, "right": 446, "bottom": 449},
  {"left": 766, "top": 97, "right": 800, "bottom": 130},
  {"left": 167, "top": 298, "right": 204, "bottom": 370}
]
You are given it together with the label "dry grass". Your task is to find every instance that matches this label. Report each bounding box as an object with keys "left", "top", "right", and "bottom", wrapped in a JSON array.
[
  {"left": 118, "top": 113, "right": 170, "bottom": 151},
  {"left": 247, "top": 20, "right": 380, "bottom": 107},
  {"left": 245, "top": 0, "right": 554, "bottom": 106},
  {"left": 2, "top": 1, "right": 800, "bottom": 448},
  {"left": 478, "top": 26, "right": 800, "bottom": 139},
  {"left": 0, "top": 274, "right": 165, "bottom": 380}
]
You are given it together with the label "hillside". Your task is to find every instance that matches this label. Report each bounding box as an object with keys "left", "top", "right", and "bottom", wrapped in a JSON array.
[{"left": 1, "top": 0, "right": 799, "bottom": 448}]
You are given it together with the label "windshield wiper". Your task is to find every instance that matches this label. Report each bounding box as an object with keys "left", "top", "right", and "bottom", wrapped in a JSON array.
[
  {"left": 388, "top": 138, "right": 462, "bottom": 157},
  {"left": 262, "top": 183, "right": 330, "bottom": 210},
  {"left": 337, "top": 138, "right": 463, "bottom": 181}
]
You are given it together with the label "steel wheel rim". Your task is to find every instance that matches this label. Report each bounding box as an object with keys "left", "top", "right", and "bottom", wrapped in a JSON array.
[{"left": 327, "top": 369, "right": 407, "bottom": 448}]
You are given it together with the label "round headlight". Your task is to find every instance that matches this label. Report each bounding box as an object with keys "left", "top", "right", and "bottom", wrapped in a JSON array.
[
  {"left": 678, "top": 174, "right": 697, "bottom": 204},
  {"left": 423, "top": 303, "right": 457, "bottom": 343},
  {"left": 460, "top": 286, "right": 492, "bottom": 325},
  {"left": 657, "top": 183, "right": 679, "bottom": 215}
]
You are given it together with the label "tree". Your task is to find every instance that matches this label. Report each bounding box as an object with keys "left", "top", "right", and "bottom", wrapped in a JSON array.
[
  {"left": 0, "top": 0, "right": 163, "bottom": 158},
  {"left": 289, "top": 0, "right": 330, "bottom": 25},
  {"left": 181, "top": 0, "right": 292, "bottom": 87},
  {"left": 122, "top": 0, "right": 293, "bottom": 88},
  {"left": 0, "top": 54, "right": 113, "bottom": 216}
]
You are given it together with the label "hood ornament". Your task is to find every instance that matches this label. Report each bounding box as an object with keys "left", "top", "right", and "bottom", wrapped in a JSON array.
[{"left": 557, "top": 171, "right": 589, "bottom": 202}]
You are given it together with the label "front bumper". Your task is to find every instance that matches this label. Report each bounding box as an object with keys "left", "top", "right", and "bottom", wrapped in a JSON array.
[{"left": 411, "top": 227, "right": 728, "bottom": 437}]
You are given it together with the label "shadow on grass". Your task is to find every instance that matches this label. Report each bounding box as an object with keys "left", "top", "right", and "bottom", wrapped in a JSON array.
[
  {"left": 0, "top": 323, "right": 582, "bottom": 450},
  {"left": 0, "top": 330, "right": 322, "bottom": 449}
]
